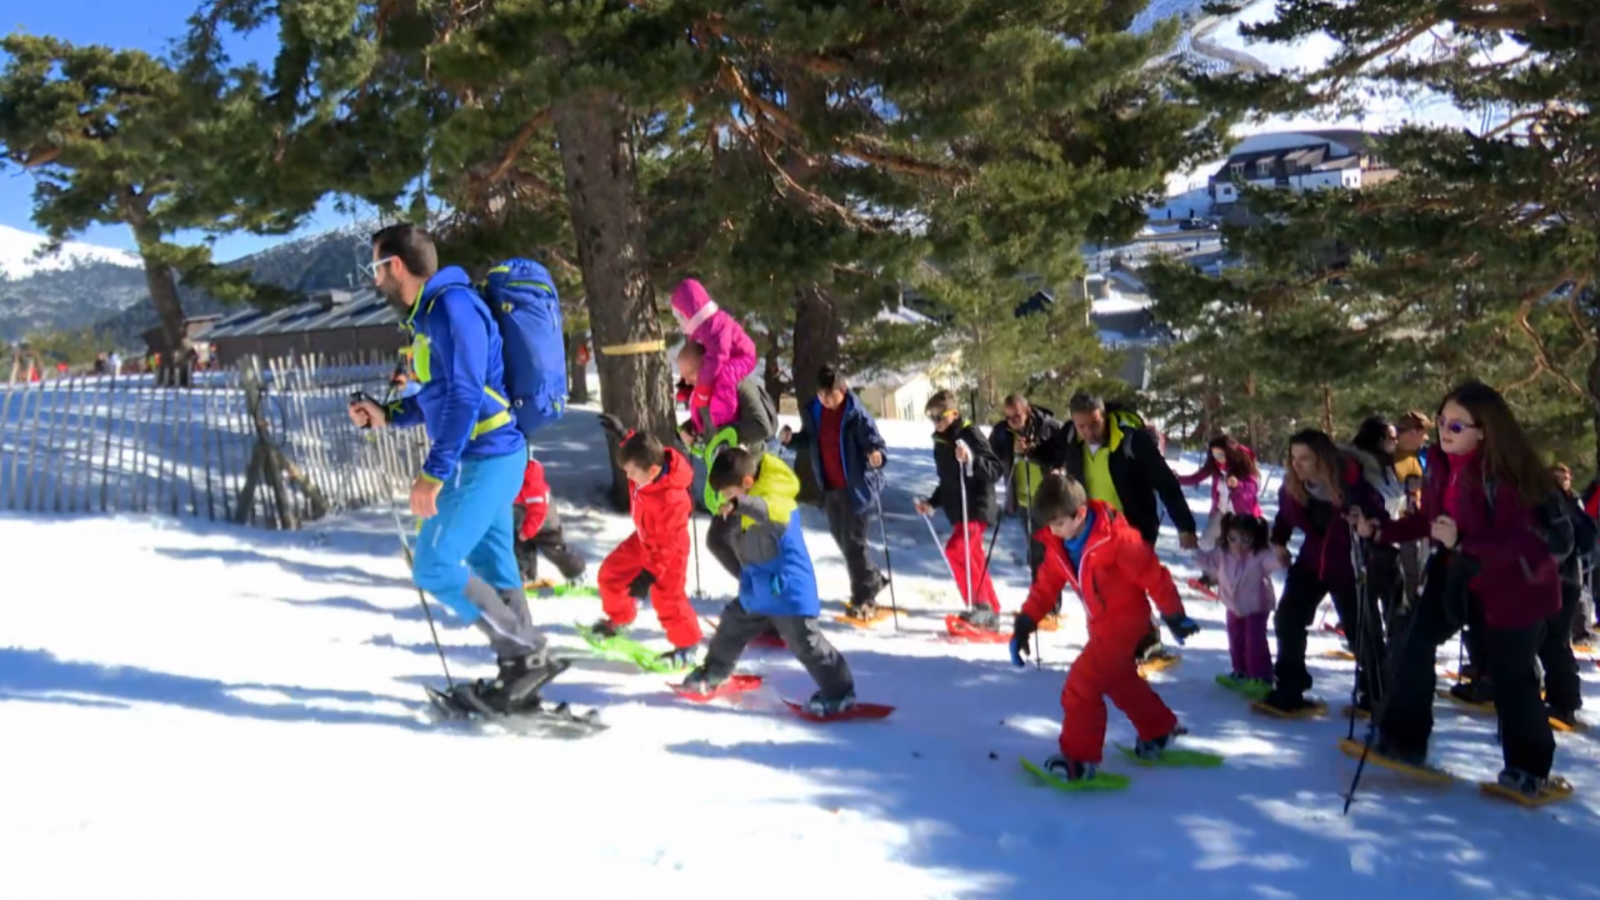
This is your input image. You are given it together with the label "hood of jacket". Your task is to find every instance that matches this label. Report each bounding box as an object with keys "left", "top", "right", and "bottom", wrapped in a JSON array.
[
  {"left": 638, "top": 446, "right": 695, "bottom": 499},
  {"left": 746, "top": 453, "right": 801, "bottom": 527},
  {"left": 670, "top": 279, "right": 718, "bottom": 334}
]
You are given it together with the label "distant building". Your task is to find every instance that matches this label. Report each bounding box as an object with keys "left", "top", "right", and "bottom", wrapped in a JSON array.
[
  {"left": 202, "top": 289, "right": 407, "bottom": 367},
  {"left": 1208, "top": 130, "right": 1398, "bottom": 208},
  {"left": 140, "top": 314, "right": 224, "bottom": 363}
]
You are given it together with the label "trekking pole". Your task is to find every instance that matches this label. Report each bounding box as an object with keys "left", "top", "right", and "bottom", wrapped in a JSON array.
[
  {"left": 983, "top": 457, "right": 1018, "bottom": 573},
  {"left": 873, "top": 490, "right": 901, "bottom": 631},
  {"left": 690, "top": 504, "right": 705, "bottom": 601},
  {"left": 920, "top": 509, "right": 966, "bottom": 605},
  {"left": 958, "top": 445, "right": 974, "bottom": 612},
  {"left": 354, "top": 384, "right": 455, "bottom": 691},
  {"left": 1342, "top": 556, "right": 1426, "bottom": 816},
  {"left": 1346, "top": 522, "right": 1368, "bottom": 743},
  {"left": 388, "top": 499, "right": 455, "bottom": 690},
  {"left": 1016, "top": 458, "right": 1041, "bottom": 669}
]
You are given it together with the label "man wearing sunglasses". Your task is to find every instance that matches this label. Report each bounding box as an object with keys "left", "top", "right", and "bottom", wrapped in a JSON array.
[{"left": 349, "top": 224, "right": 565, "bottom": 715}]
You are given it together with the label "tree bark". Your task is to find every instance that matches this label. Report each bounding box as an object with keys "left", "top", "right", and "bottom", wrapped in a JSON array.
[
  {"left": 551, "top": 90, "right": 673, "bottom": 509},
  {"left": 565, "top": 329, "right": 591, "bottom": 405},
  {"left": 129, "top": 219, "right": 190, "bottom": 389},
  {"left": 791, "top": 284, "right": 842, "bottom": 506},
  {"left": 1321, "top": 383, "right": 1335, "bottom": 434}
]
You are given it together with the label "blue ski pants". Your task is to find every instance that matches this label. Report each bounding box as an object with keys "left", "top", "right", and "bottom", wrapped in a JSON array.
[{"left": 413, "top": 450, "right": 527, "bottom": 625}]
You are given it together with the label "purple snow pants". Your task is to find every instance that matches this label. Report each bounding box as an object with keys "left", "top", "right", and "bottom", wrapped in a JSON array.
[{"left": 1226, "top": 611, "right": 1273, "bottom": 681}]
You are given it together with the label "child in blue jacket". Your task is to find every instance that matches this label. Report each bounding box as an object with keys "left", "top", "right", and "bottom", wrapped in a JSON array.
[{"left": 681, "top": 447, "right": 857, "bottom": 714}]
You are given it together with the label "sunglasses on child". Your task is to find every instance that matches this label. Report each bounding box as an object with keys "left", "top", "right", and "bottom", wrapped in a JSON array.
[
  {"left": 1226, "top": 533, "right": 1253, "bottom": 545},
  {"left": 1441, "top": 419, "right": 1478, "bottom": 434}
]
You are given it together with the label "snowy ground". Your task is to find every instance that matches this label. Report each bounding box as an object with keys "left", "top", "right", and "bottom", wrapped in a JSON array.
[{"left": 3, "top": 408, "right": 1597, "bottom": 900}]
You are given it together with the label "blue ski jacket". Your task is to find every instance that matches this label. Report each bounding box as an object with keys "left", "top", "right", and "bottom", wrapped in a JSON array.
[{"left": 388, "top": 266, "right": 525, "bottom": 482}]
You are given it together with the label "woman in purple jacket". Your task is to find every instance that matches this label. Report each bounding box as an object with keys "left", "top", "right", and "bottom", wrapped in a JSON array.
[
  {"left": 1352, "top": 381, "right": 1566, "bottom": 799},
  {"left": 1256, "top": 429, "right": 1389, "bottom": 718}
]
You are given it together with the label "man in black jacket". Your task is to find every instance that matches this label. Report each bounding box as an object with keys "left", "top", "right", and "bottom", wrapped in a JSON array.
[
  {"left": 990, "top": 394, "right": 1062, "bottom": 578},
  {"left": 1026, "top": 392, "right": 1199, "bottom": 662},
  {"left": 914, "top": 390, "right": 1006, "bottom": 630}
]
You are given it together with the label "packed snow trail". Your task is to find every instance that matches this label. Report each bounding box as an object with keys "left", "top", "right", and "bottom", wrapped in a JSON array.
[{"left": 2, "top": 409, "right": 1597, "bottom": 900}]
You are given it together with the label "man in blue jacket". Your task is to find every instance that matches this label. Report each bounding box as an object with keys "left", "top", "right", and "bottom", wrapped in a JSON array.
[
  {"left": 348, "top": 224, "right": 563, "bottom": 713},
  {"left": 779, "top": 366, "right": 889, "bottom": 620}
]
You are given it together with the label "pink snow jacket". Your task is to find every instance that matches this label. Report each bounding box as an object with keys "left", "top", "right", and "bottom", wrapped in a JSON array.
[
  {"left": 671, "top": 279, "right": 757, "bottom": 434},
  {"left": 1193, "top": 546, "right": 1282, "bottom": 617}
]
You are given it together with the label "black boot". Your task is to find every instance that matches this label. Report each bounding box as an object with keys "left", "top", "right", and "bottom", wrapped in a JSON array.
[{"left": 471, "top": 652, "right": 569, "bottom": 714}]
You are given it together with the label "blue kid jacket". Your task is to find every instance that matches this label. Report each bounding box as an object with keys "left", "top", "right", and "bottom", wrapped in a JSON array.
[{"left": 388, "top": 266, "right": 525, "bottom": 481}]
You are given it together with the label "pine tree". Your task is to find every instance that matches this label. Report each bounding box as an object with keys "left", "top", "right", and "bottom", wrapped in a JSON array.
[
  {"left": 1190, "top": 0, "right": 1600, "bottom": 467},
  {"left": 0, "top": 35, "right": 265, "bottom": 387}
]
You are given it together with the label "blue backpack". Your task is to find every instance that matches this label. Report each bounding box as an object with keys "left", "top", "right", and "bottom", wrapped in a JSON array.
[{"left": 481, "top": 259, "right": 568, "bottom": 440}]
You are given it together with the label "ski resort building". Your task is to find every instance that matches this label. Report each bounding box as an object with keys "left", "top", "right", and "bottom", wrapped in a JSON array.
[
  {"left": 1208, "top": 130, "right": 1398, "bottom": 207},
  {"left": 200, "top": 289, "right": 407, "bottom": 367}
]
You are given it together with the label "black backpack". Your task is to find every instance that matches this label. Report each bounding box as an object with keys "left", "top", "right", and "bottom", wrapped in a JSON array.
[{"left": 1484, "top": 473, "right": 1576, "bottom": 564}]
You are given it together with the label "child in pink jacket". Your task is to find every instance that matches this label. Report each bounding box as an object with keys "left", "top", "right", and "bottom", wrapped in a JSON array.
[
  {"left": 1193, "top": 513, "right": 1281, "bottom": 698},
  {"left": 670, "top": 279, "right": 757, "bottom": 436}
]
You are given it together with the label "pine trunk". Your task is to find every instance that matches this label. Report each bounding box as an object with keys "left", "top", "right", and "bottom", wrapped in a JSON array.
[
  {"left": 566, "top": 329, "right": 591, "bottom": 405},
  {"left": 1588, "top": 323, "right": 1600, "bottom": 476},
  {"left": 552, "top": 91, "right": 673, "bottom": 509},
  {"left": 791, "top": 284, "right": 841, "bottom": 506},
  {"left": 130, "top": 225, "right": 190, "bottom": 389},
  {"left": 1321, "top": 384, "right": 1335, "bottom": 434}
]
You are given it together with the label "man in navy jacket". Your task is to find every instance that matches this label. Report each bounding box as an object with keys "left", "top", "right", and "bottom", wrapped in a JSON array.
[{"left": 780, "top": 367, "right": 890, "bottom": 618}]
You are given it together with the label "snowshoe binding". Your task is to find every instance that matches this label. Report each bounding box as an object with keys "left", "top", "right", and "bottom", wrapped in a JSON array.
[
  {"left": 1251, "top": 689, "right": 1328, "bottom": 720},
  {"left": 1021, "top": 755, "right": 1130, "bottom": 791},
  {"left": 836, "top": 601, "right": 893, "bottom": 628},
  {"left": 1480, "top": 767, "right": 1574, "bottom": 806}
]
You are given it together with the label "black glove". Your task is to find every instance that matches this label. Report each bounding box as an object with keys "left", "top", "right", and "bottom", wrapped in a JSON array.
[
  {"left": 597, "top": 413, "right": 626, "bottom": 439},
  {"left": 1162, "top": 613, "right": 1200, "bottom": 645},
  {"left": 1010, "top": 613, "right": 1038, "bottom": 667}
]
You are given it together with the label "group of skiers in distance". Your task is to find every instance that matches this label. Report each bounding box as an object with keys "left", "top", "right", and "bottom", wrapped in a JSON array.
[{"left": 344, "top": 222, "right": 1590, "bottom": 802}]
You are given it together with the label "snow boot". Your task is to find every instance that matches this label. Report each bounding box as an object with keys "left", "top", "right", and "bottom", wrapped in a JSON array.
[
  {"left": 657, "top": 644, "right": 699, "bottom": 670},
  {"left": 680, "top": 665, "right": 727, "bottom": 695},
  {"left": 959, "top": 605, "right": 1000, "bottom": 631},
  {"left": 472, "top": 652, "right": 569, "bottom": 714},
  {"left": 1450, "top": 678, "right": 1493, "bottom": 706},
  {"left": 1496, "top": 767, "right": 1556, "bottom": 800},
  {"left": 1372, "top": 734, "right": 1429, "bottom": 769},
  {"left": 845, "top": 600, "right": 880, "bottom": 621},
  {"left": 805, "top": 689, "right": 857, "bottom": 717},
  {"left": 588, "top": 618, "right": 623, "bottom": 640},
  {"left": 1042, "top": 755, "right": 1098, "bottom": 782},
  {"left": 1258, "top": 687, "right": 1322, "bottom": 717},
  {"left": 1132, "top": 726, "right": 1188, "bottom": 761}
]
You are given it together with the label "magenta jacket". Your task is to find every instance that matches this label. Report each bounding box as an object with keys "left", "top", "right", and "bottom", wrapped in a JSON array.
[
  {"left": 1179, "top": 450, "right": 1263, "bottom": 517},
  {"left": 1376, "top": 446, "right": 1560, "bottom": 629},
  {"left": 671, "top": 279, "right": 757, "bottom": 433}
]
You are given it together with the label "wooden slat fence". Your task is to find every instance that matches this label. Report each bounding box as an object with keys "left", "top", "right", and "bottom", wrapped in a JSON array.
[{"left": 0, "top": 351, "right": 427, "bottom": 529}]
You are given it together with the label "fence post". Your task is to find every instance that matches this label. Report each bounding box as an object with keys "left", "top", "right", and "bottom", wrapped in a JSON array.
[{"left": 238, "top": 357, "right": 298, "bottom": 530}]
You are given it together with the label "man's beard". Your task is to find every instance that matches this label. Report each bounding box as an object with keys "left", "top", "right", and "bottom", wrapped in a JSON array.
[{"left": 377, "top": 282, "right": 408, "bottom": 315}]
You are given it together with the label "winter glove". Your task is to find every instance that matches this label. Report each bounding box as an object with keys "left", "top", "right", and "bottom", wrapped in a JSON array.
[
  {"left": 1163, "top": 614, "right": 1200, "bottom": 646},
  {"left": 597, "top": 413, "right": 627, "bottom": 439},
  {"left": 1010, "top": 613, "right": 1038, "bottom": 667},
  {"left": 675, "top": 380, "right": 694, "bottom": 405}
]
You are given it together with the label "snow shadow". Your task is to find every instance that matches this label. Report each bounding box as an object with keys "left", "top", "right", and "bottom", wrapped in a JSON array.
[
  {"left": 0, "top": 646, "right": 442, "bottom": 734},
  {"left": 152, "top": 545, "right": 416, "bottom": 591},
  {"left": 660, "top": 643, "right": 1598, "bottom": 899}
]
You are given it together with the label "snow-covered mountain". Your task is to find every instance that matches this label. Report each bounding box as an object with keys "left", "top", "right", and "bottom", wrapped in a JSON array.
[
  {"left": 0, "top": 224, "right": 140, "bottom": 281},
  {"left": 0, "top": 223, "right": 375, "bottom": 346}
]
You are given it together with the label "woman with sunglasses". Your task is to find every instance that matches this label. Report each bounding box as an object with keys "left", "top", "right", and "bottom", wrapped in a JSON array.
[{"left": 1352, "top": 380, "right": 1567, "bottom": 801}]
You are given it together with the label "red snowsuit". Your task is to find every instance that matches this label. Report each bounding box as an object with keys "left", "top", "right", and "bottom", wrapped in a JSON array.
[
  {"left": 514, "top": 458, "right": 552, "bottom": 541},
  {"left": 596, "top": 446, "right": 702, "bottom": 648},
  {"left": 1020, "top": 502, "right": 1186, "bottom": 763}
]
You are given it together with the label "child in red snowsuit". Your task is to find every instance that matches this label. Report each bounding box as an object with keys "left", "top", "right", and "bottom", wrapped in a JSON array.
[
  {"left": 511, "top": 454, "right": 587, "bottom": 588},
  {"left": 592, "top": 425, "right": 702, "bottom": 666},
  {"left": 1011, "top": 473, "right": 1200, "bottom": 783}
]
